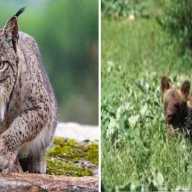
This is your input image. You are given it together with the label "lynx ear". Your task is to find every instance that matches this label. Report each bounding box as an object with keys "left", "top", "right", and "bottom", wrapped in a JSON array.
[
  {"left": 161, "top": 76, "right": 171, "bottom": 93},
  {"left": 3, "top": 7, "right": 25, "bottom": 52},
  {"left": 4, "top": 17, "right": 18, "bottom": 46},
  {"left": 181, "top": 80, "right": 190, "bottom": 98}
]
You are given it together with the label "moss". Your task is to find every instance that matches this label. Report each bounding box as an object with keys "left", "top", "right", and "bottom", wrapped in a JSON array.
[
  {"left": 84, "top": 143, "right": 98, "bottom": 165},
  {"left": 46, "top": 137, "right": 98, "bottom": 176},
  {"left": 47, "top": 158, "right": 92, "bottom": 176},
  {"left": 48, "top": 137, "right": 98, "bottom": 164}
]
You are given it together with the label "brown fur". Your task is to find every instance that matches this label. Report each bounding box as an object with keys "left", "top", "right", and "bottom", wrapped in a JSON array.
[{"left": 161, "top": 76, "right": 191, "bottom": 135}]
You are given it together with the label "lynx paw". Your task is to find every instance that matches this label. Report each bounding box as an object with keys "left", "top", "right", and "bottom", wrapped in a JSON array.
[
  {"left": 0, "top": 152, "right": 17, "bottom": 173},
  {"left": 0, "top": 140, "right": 18, "bottom": 173}
]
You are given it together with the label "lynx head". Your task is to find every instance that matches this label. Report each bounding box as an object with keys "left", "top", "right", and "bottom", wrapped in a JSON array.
[
  {"left": 161, "top": 76, "right": 190, "bottom": 128},
  {"left": 0, "top": 8, "right": 25, "bottom": 121}
]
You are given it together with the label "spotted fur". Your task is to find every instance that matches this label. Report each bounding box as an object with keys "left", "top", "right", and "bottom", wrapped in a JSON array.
[{"left": 0, "top": 8, "right": 57, "bottom": 173}]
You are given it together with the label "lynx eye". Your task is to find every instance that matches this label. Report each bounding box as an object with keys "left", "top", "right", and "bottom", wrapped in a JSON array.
[{"left": 0, "top": 61, "right": 8, "bottom": 72}]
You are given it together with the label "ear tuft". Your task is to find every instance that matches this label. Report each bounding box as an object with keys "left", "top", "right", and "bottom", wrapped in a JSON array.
[
  {"left": 3, "top": 7, "right": 25, "bottom": 52},
  {"left": 15, "top": 7, "right": 26, "bottom": 17},
  {"left": 161, "top": 76, "right": 171, "bottom": 93},
  {"left": 181, "top": 80, "right": 191, "bottom": 98}
]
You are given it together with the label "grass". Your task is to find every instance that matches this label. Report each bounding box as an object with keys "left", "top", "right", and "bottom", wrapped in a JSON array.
[{"left": 101, "top": 16, "right": 192, "bottom": 191}]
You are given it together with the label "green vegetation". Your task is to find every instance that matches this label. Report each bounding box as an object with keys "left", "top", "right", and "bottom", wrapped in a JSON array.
[
  {"left": 160, "top": 0, "right": 192, "bottom": 52},
  {"left": 102, "top": 1, "right": 192, "bottom": 191},
  {"left": 47, "top": 137, "right": 98, "bottom": 177},
  {"left": 102, "top": 0, "right": 164, "bottom": 18}
]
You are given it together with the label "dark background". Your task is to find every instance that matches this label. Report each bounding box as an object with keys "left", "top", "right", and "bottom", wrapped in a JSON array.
[{"left": 0, "top": 0, "right": 98, "bottom": 125}]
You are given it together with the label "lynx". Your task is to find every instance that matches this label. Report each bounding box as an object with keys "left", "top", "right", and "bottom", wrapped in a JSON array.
[{"left": 0, "top": 8, "right": 57, "bottom": 173}]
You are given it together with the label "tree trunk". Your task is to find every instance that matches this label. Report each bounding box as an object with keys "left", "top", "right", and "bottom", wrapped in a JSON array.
[{"left": 0, "top": 173, "right": 98, "bottom": 192}]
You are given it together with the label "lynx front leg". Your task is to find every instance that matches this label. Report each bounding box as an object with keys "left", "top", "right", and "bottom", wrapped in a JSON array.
[
  {"left": 0, "top": 141, "right": 17, "bottom": 173},
  {"left": 0, "top": 107, "right": 49, "bottom": 172},
  {"left": 28, "top": 152, "right": 47, "bottom": 174},
  {"left": 0, "top": 141, "right": 22, "bottom": 173}
]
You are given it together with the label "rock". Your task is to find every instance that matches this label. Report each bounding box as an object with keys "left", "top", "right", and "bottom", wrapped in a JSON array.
[{"left": 55, "top": 122, "right": 99, "bottom": 141}]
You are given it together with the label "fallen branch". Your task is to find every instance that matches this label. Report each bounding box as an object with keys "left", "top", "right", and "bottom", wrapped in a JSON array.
[{"left": 0, "top": 173, "right": 98, "bottom": 192}]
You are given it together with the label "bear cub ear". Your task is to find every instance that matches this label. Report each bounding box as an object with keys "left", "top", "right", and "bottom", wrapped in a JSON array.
[
  {"left": 181, "top": 80, "right": 190, "bottom": 99},
  {"left": 161, "top": 76, "right": 171, "bottom": 93}
]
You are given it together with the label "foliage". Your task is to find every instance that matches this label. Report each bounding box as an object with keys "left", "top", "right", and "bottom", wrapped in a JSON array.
[
  {"left": 102, "top": 17, "right": 192, "bottom": 191},
  {"left": 47, "top": 137, "right": 98, "bottom": 176},
  {"left": 160, "top": 0, "right": 192, "bottom": 53},
  {"left": 101, "top": 0, "right": 164, "bottom": 18}
]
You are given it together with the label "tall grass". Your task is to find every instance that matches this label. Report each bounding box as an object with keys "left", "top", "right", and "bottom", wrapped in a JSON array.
[{"left": 102, "top": 17, "right": 192, "bottom": 191}]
